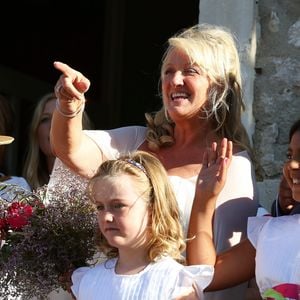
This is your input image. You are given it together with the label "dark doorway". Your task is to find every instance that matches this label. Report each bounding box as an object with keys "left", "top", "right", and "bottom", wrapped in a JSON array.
[{"left": 0, "top": 0, "right": 199, "bottom": 175}]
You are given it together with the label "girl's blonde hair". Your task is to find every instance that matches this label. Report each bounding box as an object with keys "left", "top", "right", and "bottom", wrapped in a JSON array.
[
  {"left": 23, "top": 92, "right": 93, "bottom": 189},
  {"left": 88, "top": 150, "right": 186, "bottom": 263},
  {"left": 145, "top": 23, "right": 252, "bottom": 157}
]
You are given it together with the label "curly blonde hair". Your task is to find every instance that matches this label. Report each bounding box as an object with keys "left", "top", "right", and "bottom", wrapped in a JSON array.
[{"left": 88, "top": 150, "right": 186, "bottom": 263}]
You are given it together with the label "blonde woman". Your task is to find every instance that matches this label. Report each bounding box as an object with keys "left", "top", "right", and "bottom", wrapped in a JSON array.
[
  {"left": 51, "top": 24, "right": 259, "bottom": 299},
  {"left": 23, "top": 92, "right": 93, "bottom": 190}
]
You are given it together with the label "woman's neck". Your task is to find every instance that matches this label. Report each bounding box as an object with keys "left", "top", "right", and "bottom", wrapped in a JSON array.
[{"left": 173, "top": 119, "right": 217, "bottom": 147}]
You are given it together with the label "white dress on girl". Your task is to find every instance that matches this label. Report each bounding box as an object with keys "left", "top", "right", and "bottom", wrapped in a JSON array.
[
  {"left": 71, "top": 256, "right": 214, "bottom": 300},
  {"left": 247, "top": 214, "right": 300, "bottom": 299}
]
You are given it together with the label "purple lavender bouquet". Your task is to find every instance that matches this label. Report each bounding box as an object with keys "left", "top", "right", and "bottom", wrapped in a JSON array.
[{"left": 0, "top": 181, "right": 98, "bottom": 299}]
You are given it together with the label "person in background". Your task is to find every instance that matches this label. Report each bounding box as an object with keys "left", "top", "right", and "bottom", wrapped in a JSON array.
[
  {"left": 188, "top": 119, "right": 300, "bottom": 299},
  {"left": 50, "top": 23, "right": 259, "bottom": 299},
  {"left": 71, "top": 150, "right": 215, "bottom": 300},
  {"left": 0, "top": 94, "right": 31, "bottom": 192},
  {"left": 271, "top": 175, "right": 299, "bottom": 216},
  {"left": 271, "top": 120, "right": 300, "bottom": 216},
  {"left": 22, "top": 92, "right": 93, "bottom": 190}
]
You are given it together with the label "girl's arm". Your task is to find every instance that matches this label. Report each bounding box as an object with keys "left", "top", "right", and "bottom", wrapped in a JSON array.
[
  {"left": 206, "top": 239, "right": 255, "bottom": 291},
  {"left": 187, "top": 138, "right": 255, "bottom": 289}
]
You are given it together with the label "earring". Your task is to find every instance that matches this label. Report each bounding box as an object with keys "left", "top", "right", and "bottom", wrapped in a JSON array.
[{"left": 164, "top": 108, "right": 172, "bottom": 123}]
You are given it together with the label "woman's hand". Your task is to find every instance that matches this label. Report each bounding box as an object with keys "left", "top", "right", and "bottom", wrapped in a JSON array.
[{"left": 53, "top": 62, "right": 90, "bottom": 112}]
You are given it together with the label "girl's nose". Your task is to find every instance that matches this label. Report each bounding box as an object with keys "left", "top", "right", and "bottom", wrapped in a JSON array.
[
  {"left": 102, "top": 210, "right": 114, "bottom": 222},
  {"left": 288, "top": 159, "right": 300, "bottom": 169}
]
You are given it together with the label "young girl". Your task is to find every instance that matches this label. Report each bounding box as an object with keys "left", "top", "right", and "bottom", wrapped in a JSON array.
[
  {"left": 71, "top": 150, "right": 219, "bottom": 300},
  {"left": 187, "top": 122, "right": 300, "bottom": 299}
]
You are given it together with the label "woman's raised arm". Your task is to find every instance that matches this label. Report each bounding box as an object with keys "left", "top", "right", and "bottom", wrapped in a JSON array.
[{"left": 50, "top": 61, "right": 102, "bottom": 178}]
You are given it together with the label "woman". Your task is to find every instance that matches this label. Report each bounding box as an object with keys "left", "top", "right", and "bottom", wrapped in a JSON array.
[
  {"left": 22, "top": 92, "right": 93, "bottom": 190},
  {"left": 50, "top": 23, "right": 259, "bottom": 299}
]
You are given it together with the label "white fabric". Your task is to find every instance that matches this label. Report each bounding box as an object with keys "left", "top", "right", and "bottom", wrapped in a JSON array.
[
  {"left": 49, "top": 125, "right": 259, "bottom": 300},
  {"left": 0, "top": 174, "right": 31, "bottom": 199},
  {"left": 71, "top": 256, "right": 214, "bottom": 300},
  {"left": 247, "top": 215, "right": 300, "bottom": 296},
  {"left": 3, "top": 176, "right": 31, "bottom": 191}
]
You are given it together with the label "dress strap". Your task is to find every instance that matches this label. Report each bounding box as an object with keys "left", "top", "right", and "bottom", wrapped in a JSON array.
[{"left": 263, "top": 283, "right": 300, "bottom": 300}]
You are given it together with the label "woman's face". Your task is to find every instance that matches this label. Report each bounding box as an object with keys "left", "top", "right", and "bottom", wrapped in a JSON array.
[
  {"left": 92, "top": 174, "right": 150, "bottom": 251},
  {"left": 37, "top": 98, "right": 56, "bottom": 158},
  {"left": 284, "top": 129, "right": 300, "bottom": 201},
  {"left": 161, "top": 48, "right": 211, "bottom": 122}
]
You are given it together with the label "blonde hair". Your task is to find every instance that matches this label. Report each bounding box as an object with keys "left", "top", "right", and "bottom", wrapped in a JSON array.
[
  {"left": 145, "top": 23, "right": 252, "bottom": 156},
  {"left": 88, "top": 150, "right": 186, "bottom": 263},
  {"left": 23, "top": 92, "right": 93, "bottom": 189}
]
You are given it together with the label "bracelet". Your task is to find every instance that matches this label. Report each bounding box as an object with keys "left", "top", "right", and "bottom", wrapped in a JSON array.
[{"left": 55, "top": 99, "right": 85, "bottom": 118}]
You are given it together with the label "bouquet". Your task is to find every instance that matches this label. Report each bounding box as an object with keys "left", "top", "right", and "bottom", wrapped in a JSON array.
[{"left": 0, "top": 179, "right": 99, "bottom": 299}]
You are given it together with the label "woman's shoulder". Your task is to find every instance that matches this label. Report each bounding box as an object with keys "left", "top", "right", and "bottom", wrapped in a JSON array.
[
  {"left": 84, "top": 125, "right": 147, "bottom": 137},
  {"left": 83, "top": 126, "right": 147, "bottom": 158},
  {"left": 230, "top": 150, "right": 253, "bottom": 170}
]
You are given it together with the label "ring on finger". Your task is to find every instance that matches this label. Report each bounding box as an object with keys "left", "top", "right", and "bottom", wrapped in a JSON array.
[{"left": 55, "top": 84, "right": 62, "bottom": 94}]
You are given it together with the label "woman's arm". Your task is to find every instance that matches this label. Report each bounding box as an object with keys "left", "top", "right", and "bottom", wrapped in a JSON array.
[{"left": 50, "top": 62, "right": 102, "bottom": 178}]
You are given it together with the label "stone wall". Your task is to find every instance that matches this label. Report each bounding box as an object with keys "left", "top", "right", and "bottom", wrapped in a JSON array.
[
  {"left": 254, "top": 0, "right": 300, "bottom": 210},
  {"left": 199, "top": 0, "right": 299, "bottom": 211}
]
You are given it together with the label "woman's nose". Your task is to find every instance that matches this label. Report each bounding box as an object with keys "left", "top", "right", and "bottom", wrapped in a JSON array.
[{"left": 171, "top": 71, "right": 184, "bottom": 86}]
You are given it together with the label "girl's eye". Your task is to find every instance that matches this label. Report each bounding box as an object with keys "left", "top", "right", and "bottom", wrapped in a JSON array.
[
  {"left": 112, "top": 203, "right": 125, "bottom": 210},
  {"left": 96, "top": 204, "right": 104, "bottom": 211}
]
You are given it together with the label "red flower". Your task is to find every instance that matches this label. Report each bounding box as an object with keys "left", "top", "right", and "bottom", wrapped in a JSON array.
[
  {"left": 6, "top": 202, "right": 33, "bottom": 230},
  {"left": 0, "top": 218, "right": 6, "bottom": 230}
]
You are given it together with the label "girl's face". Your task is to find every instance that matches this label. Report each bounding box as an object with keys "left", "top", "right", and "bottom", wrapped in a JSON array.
[
  {"left": 161, "top": 48, "right": 211, "bottom": 123},
  {"left": 92, "top": 174, "right": 150, "bottom": 250},
  {"left": 284, "top": 130, "right": 300, "bottom": 201},
  {"left": 37, "top": 98, "right": 56, "bottom": 158}
]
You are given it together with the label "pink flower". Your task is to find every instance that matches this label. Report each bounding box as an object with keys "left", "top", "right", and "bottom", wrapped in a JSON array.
[{"left": 6, "top": 202, "right": 33, "bottom": 230}]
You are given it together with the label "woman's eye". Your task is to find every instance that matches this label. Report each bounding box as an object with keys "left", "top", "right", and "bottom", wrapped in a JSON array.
[
  {"left": 185, "top": 68, "right": 199, "bottom": 75},
  {"left": 163, "top": 68, "right": 173, "bottom": 75},
  {"left": 40, "top": 116, "right": 51, "bottom": 124}
]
